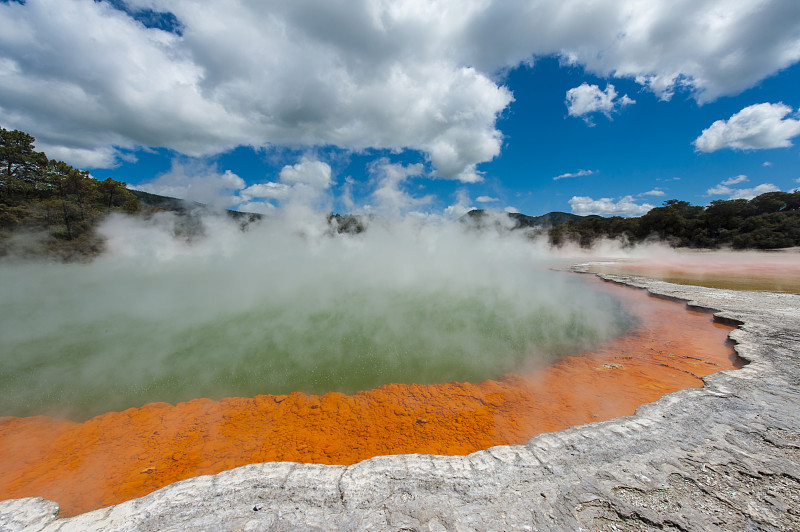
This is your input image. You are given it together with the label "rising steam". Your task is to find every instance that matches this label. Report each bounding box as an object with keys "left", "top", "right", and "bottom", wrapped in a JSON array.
[{"left": 0, "top": 210, "right": 633, "bottom": 420}]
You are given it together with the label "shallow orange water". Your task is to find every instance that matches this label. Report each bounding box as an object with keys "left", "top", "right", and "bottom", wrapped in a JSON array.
[
  {"left": 0, "top": 277, "right": 740, "bottom": 517},
  {"left": 589, "top": 252, "right": 800, "bottom": 294}
]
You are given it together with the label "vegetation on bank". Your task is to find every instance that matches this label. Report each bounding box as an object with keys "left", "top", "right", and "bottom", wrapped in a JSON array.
[
  {"left": 0, "top": 127, "right": 140, "bottom": 260},
  {"left": 547, "top": 196, "right": 800, "bottom": 249}
]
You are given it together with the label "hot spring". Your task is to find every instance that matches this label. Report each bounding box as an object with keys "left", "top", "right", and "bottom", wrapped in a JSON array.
[
  {"left": 0, "top": 212, "right": 741, "bottom": 517},
  {"left": 0, "top": 213, "right": 632, "bottom": 420}
]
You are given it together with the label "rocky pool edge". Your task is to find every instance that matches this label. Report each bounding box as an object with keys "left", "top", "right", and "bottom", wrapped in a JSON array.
[{"left": 2, "top": 269, "right": 799, "bottom": 531}]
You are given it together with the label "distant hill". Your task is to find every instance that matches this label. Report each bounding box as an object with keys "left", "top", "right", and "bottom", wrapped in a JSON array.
[
  {"left": 509, "top": 210, "right": 600, "bottom": 228},
  {"left": 129, "top": 189, "right": 263, "bottom": 225},
  {"left": 460, "top": 209, "right": 595, "bottom": 230},
  {"left": 128, "top": 189, "right": 198, "bottom": 212}
]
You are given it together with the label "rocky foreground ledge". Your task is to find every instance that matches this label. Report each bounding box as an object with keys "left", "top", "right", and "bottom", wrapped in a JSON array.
[{"left": 2, "top": 272, "right": 799, "bottom": 531}]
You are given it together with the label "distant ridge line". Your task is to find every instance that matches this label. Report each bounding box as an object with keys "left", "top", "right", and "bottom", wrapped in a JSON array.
[{"left": 461, "top": 209, "right": 597, "bottom": 229}]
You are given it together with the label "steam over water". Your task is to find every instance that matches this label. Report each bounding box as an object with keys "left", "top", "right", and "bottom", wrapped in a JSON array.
[{"left": 0, "top": 212, "right": 633, "bottom": 420}]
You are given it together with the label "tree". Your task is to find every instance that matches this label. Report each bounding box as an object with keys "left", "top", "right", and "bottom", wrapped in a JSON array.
[
  {"left": 0, "top": 128, "right": 45, "bottom": 198},
  {"left": 704, "top": 199, "right": 755, "bottom": 240},
  {"left": 638, "top": 204, "right": 687, "bottom": 241},
  {"left": 97, "top": 177, "right": 136, "bottom": 211},
  {"left": 662, "top": 199, "right": 703, "bottom": 219}
]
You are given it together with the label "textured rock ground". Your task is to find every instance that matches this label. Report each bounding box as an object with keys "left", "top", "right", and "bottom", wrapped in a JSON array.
[{"left": 2, "top": 271, "right": 799, "bottom": 531}]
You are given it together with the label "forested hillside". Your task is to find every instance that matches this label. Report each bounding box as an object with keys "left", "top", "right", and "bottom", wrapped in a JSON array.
[
  {"left": 549, "top": 196, "right": 800, "bottom": 249},
  {"left": 0, "top": 128, "right": 140, "bottom": 260}
]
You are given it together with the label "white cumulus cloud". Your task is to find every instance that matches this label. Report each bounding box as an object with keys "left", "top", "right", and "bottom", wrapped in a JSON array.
[
  {"left": 476, "top": 196, "right": 499, "bottom": 203},
  {"left": 239, "top": 183, "right": 293, "bottom": 202},
  {"left": 2, "top": 0, "right": 800, "bottom": 179},
  {"left": 277, "top": 160, "right": 333, "bottom": 189},
  {"left": 706, "top": 179, "right": 779, "bottom": 199},
  {"left": 239, "top": 158, "right": 334, "bottom": 212},
  {"left": 133, "top": 157, "right": 334, "bottom": 212},
  {"left": 0, "top": 0, "right": 510, "bottom": 182},
  {"left": 565, "top": 84, "right": 634, "bottom": 123},
  {"left": 569, "top": 195, "right": 654, "bottom": 217},
  {"left": 694, "top": 103, "right": 800, "bottom": 152}
]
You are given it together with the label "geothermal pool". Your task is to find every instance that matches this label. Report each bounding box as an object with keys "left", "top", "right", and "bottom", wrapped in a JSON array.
[
  {"left": 0, "top": 215, "right": 638, "bottom": 421},
  {"left": 0, "top": 215, "right": 743, "bottom": 517},
  {"left": 0, "top": 263, "right": 630, "bottom": 420}
]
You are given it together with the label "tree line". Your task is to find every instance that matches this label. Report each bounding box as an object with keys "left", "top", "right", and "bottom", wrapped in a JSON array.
[
  {"left": 548, "top": 195, "right": 800, "bottom": 249},
  {"left": 0, "top": 127, "right": 140, "bottom": 260}
]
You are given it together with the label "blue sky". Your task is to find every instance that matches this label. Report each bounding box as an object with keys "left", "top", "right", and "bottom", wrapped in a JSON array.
[{"left": 2, "top": 0, "right": 800, "bottom": 218}]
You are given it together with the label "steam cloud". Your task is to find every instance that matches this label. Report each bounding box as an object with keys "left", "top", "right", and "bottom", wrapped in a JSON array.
[{"left": 0, "top": 211, "right": 633, "bottom": 420}]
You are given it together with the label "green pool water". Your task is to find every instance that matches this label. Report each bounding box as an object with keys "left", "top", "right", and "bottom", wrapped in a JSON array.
[{"left": 0, "top": 228, "right": 634, "bottom": 420}]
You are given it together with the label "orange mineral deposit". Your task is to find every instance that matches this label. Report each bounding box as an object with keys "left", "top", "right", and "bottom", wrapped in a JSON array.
[{"left": 0, "top": 278, "right": 741, "bottom": 517}]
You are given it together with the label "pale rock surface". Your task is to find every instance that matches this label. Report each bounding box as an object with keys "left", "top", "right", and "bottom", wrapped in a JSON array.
[{"left": 2, "top": 271, "right": 799, "bottom": 531}]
